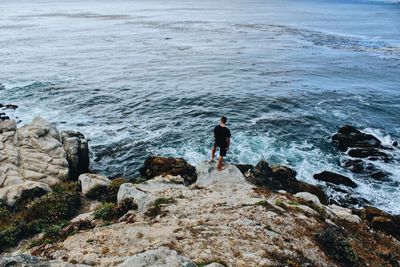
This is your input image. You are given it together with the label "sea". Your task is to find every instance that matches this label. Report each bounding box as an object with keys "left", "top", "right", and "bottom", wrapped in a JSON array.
[{"left": 1, "top": 0, "right": 399, "bottom": 213}]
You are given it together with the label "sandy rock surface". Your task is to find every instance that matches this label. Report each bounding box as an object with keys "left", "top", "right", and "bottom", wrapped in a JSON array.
[{"left": 34, "top": 162, "right": 336, "bottom": 267}]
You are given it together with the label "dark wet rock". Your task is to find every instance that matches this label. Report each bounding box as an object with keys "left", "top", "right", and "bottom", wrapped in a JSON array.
[
  {"left": 347, "top": 148, "right": 390, "bottom": 160},
  {"left": 4, "top": 104, "right": 18, "bottom": 110},
  {"left": 343, "top": 159, "right": 365, "bottom": 173},
  {"left": 371, "top": 217, "right": 399, "bottom": 239},
  {"left": 393, "top": 141, "right": 398, "bottom": 147},
  {"left": 140, "top": 156, "right": 197, "bottom": 185},
  {"left": 342, "top": 159, "right": 391, "bottom": 182},
  {"left": 61, "top": 130, "right": 90, "bottom": 179},
  {"left": 360, "top": 206, "right": 400, "bottom": 240},
  {"left": 313, "top": 171, "right": 357, "bottom": 188},
  {"left": 234, "top": 164, "right": 254, "bottom": 175},
  {"left": 360, "top": 206, "right": 389, "bottom": 221},
  {"left": 332, "top": 125, "right": 381, "bottom": 151},
  {"left": 0, "top": 115, "right": 10, "bottom": 121},
  {"left": 245, "top": 160, "right": 328, "bottom": 204}
]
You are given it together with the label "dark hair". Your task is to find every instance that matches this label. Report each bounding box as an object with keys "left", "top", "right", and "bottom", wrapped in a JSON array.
[{"left": 221, "top": 116, "right": 227, "bottom": 123}]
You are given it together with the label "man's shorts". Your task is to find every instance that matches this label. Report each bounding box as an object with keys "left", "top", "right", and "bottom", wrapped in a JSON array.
[{"left": 213, "top": 143, "right": 228, "bottom": 157}]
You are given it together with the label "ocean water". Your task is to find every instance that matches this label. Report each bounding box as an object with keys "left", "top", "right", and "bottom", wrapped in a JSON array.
[{"left": 1, "top": 0, "right": 399, "bottom": 213}]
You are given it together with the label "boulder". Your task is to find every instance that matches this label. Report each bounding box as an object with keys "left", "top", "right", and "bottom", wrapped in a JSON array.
[
  {"left": 117, "top": 247, "right": 196, "bottom": 267},
  {"left": 245, "top": 160, "right": 328, "bottom": 204},
  {"left": 117, "top": 183, "right": 155, "bottom": 212},
  {"left": 0, "top": 181, "right": 51, "bottom": 207},
  {"left": 360, "top": 206, "right": 390, "bottom": 221},
  {"left": 196, "top": 161, "right": 247, "bottom": 186},
  {"left": 79, "top": 173, "right": 110, "bottom": 196},
  {"left": 371, "top": 217, "right": 399, "bottom": 239},
  {"left": 61, "top": 130, "right": 90, "bottom": 179},
  {"left": 294, "top": 192, "right": 322, "bottom": 207},
  {"left": 313, "top": 171, "right": 357, "bottom": 188},
  {"left": 326, "top": 204, "right": 362, "bottom": 224},
  {"left": 294, "top": 181, "right": 328, "bottom": 205},
  {"left": 332, "top": 125, "right": 381, "bottom": 151},
  {"left": 140, "top": 157, "right": 197, "bottom": 185},
  {"left": 360, "top": 206, "right": 400, "bottom": 239}
]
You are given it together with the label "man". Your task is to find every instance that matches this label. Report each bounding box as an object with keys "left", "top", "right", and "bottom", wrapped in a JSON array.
[{"left": 211, "top": 116, "right": 231, "bottom": 170}]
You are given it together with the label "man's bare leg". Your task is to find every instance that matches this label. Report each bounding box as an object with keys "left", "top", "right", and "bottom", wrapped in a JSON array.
[
  {"left": 217, "top": 156, "right": 223, "bottom": 171},
  {"left": 211, "top": 146, "right": 216, "bottom": 161}
]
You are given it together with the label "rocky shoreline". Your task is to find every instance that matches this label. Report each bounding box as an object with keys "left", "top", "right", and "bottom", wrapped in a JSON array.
[{"left": 1, "top": 117, "right": 400, "bottom": 266}]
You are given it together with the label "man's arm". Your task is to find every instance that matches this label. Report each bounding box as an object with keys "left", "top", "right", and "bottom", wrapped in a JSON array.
[{"left": 226, "top": 129, "right": 231, "bottom": 147}]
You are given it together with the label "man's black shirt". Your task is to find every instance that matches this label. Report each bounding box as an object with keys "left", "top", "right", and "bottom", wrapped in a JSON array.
[{"left": 214, "top": 125, "right": 231, "bottom": 147}]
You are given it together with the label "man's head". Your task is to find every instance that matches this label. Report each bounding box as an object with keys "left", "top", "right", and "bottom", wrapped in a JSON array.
[{"left": 221, "top": 116, "right": 227, "bottom": 124}]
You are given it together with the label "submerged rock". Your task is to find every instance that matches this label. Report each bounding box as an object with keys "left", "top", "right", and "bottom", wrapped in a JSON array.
[
  {"left": 117, "top": 247, "right": 196, "bottom": 267},
  {"left": 347, "top": 148, "right": 390, "bottom": 160},
  {"left": 332, "top": 125, "right": 381, "bottom": 151},
  {"left": 342, "top": 159, "right": 391, "bottom": 182},
  {"left": 313, "top": 171, "right": 357, "bottom": 188},
  {"left": 140, "top": 156, "right": 197, "bottom": 185},
  {"left": 245, "top": 160, "right": 328, "bottom": 204}
]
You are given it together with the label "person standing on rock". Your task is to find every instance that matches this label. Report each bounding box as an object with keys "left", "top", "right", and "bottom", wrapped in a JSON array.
[{"left": 211, "top": 116, "right": 231, "bottom": 171}]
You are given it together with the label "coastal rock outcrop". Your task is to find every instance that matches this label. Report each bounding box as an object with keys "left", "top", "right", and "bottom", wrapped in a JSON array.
[
  {"left": 313, "top": 171, "right": 357, "bottom": 188},
  {"left": 140, "top": 156, "right": 197, "bottom": 185},
  {"left": 117, "top": 247, "right": 197, "bottom": 267},
  {"left": 245, "top": 160, "right": 328, "bottom": 204},
  {"left": 0, "top": 117, "right": 89, "bottom": 208}
]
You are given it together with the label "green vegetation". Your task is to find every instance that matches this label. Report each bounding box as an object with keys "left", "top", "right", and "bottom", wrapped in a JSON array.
[
  {"left": 145, "top": 197, "right": 176, "bottom": 218},
  {"left": 86, "top": 178, "right": 126, "bottom": 202},
  {"left": 275, "top": 199, "right": 285, "bottom": 208},
  {"left": 30, "top": 219, "right": 95, "bottom": 248},
  {"left": 316, "top": 225, "right": 359, "bottom": 267},
  {"left": 287, "top": 200, "right": 300, "bottom": 206},
  {"left": 0, "top": 182, "right": 81, "bottom": 252},
  {"left": 196, "top": 259, "right": 227, "bottom": 267},
  {"left": 94, "top": 199, "right": 137, "bottom": 222}
]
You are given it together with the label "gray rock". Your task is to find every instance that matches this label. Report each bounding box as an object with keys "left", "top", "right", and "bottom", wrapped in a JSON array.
[
  {"left": 195, "top": 161, "right": 246, "bottom": 186},
  {"left": 0, "top": 181, "right": 51, "bottom": 207},
  {"left": 0, "top": 253, "right": 89, "bottom": 266},
  {"left": 117, "top": 247, "right": 196, "bottom": 267},
  {"left": 294, "top": 192, "right": 322, "bottom": 206},
  {"left": 61, "top": 130, "right": 89, "bottom": 179},
  {"left": 78, "top": 173, "right": 110, "bottom": 196},
  {"left": 117, "top": 183, "right": 155, "bottom": 212}
]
